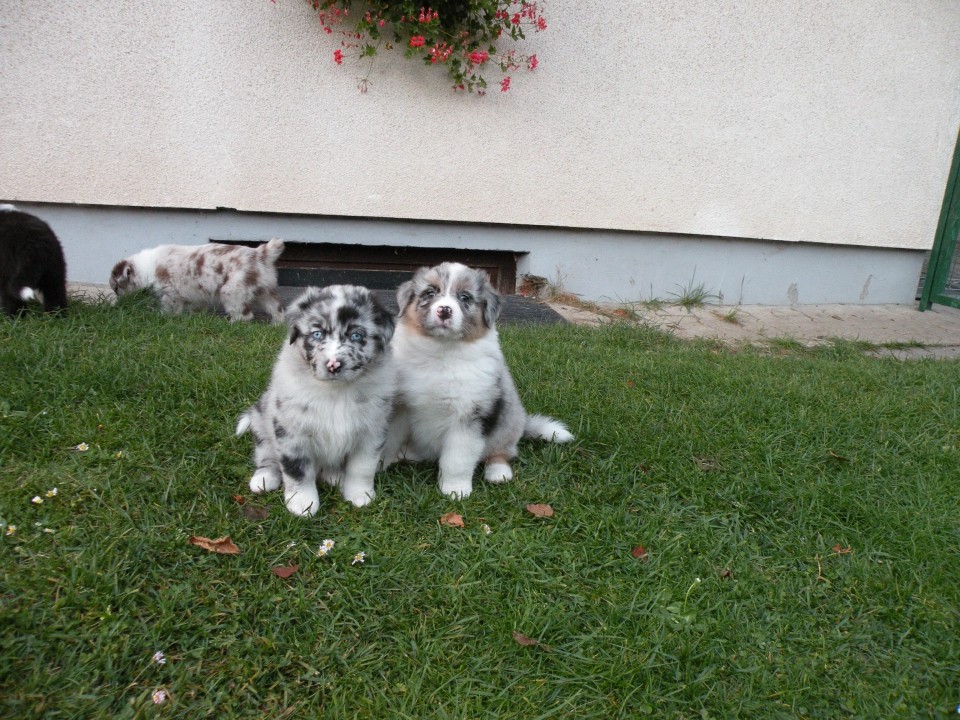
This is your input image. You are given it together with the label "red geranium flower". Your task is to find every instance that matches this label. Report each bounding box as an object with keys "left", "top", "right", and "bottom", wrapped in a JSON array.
[
  {"left": 409, "top": 35, "right": 425, "bottom": 47},
  {"left": 468, "top": 50, "right": 489, "bottom": 65}
]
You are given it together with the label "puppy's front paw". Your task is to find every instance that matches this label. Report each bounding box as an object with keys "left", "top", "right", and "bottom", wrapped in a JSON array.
[
  {"left": 439, "top": 477, "right": 473, "bottom": 500},
  {"left": 341, "top": 488, "right": 376, "bottom": 507},
  {"left": 484, "top": 461, "right": 513, "bottom": 484},
  {"left": 250, "top": 468, "right": 281, "bottom": 494},
  {"left": 284, "top": 487, "right": 320, "bottom": 517}
]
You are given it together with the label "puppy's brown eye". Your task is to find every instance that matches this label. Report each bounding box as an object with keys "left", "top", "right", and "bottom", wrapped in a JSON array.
[{"left": 458, "top": 293, "right": 472, "bottom": 304}]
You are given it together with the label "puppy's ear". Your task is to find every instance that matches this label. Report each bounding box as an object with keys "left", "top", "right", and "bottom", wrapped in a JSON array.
[
  {"left": 373, "top": 300, "right": 397, "bottom": 345},
  {"left": 480, "top": 273, "right": 504, "bottom": 328},
  {"left": 285, "top": 305, "right": 302, "bottom": 344},
  {"left": 396, "top": 278, "right": 417, "bottom": 314}
]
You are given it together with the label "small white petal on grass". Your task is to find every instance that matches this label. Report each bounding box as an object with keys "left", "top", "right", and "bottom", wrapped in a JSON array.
[
  {"left": 152, "top": 689, "right": 168, "bottom": 704},
  {"left": 31, "top": 496, "right": 43, "bottom": 505},
  {"left": 317, "top": 539, "right": 335, "bottom": 557},
  {"left": 45, "top": 488, "right": 58, "bottom": 498},
  {"left": 351, "top": 551, "right": 366, "bottom": 565},
  {"left": 74, "top": 443, "right": 89, "bottom": 452},
  {"left": 152, "top": 651, "right": 166, "bottom": 665},
  {"left": 5, "top": 525, "right": 15, "bottom": 537}
]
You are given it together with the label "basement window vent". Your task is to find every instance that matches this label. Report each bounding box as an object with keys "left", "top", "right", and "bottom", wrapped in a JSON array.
[{"left": 213, "top": 241, "right": 522, "bottom": 295}]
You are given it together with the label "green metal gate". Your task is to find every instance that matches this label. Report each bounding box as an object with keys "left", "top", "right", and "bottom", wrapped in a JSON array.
[{"left": 920, "top": 127, "right": 960, "bottom": 310}]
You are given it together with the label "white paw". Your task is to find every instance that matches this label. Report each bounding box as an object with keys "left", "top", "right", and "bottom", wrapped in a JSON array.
[
  {"left": 284, "top": 488, "right": 320, "bottom": 517},
  {"left": 484, "top": 462, "right": 513, "bottom": 484},
  {"left": 341, "top": 488, "right": 376, "bottom": 507},
  {"left": 439, "top": 478, "right": 473, "bottom": 500},
  {"left": 250, "top": 469, "right": 281, "bottom": 494}
]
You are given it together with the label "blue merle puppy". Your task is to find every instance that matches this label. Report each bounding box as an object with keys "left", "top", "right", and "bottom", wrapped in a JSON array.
[{"left": 236, "top": 285, "right": 396, "bottom": 515}]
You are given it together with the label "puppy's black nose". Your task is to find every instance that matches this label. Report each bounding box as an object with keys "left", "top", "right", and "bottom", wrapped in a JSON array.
[{"left": 437, "top": 305, "right": 453, "bottom": 320}]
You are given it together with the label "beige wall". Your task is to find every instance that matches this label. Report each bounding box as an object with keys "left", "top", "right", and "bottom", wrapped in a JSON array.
[{"left": 1, "top": 1, "right": 958, "bottom": 251}]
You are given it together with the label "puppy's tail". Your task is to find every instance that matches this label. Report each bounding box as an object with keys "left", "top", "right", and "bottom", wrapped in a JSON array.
[
  {"left": 235, "top": 411, "right": 252, "bottom": 437},
  {"left": 259, "top": 237, "right": 285, "bottom": 264},
  {"left": 524, "top": 414, "right": 574, "bottom": 443}
]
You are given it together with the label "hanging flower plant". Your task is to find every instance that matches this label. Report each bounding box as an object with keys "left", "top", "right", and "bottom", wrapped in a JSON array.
[{"left": 303, "top": 0, "right": 547, "bottom": 93}]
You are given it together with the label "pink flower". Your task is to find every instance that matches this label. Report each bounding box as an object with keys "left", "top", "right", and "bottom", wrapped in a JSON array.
[
  {"left": 409, "top": 35, "right": 425, "bottom": 48},
  {"left": 333, "top": 49, "right": 344, "bottom": 65},
  {"left": 537, "top": 16, "right": 547, "bottom": 31},
  {"left": 468, "top": 50, "right": 489, "bottom": 65},
  {"left": 528, "top": 54, "right": 538, "bottom": 70},
  {"left": 500, "top": 76, "right": 511, "bottom": 92},
  {"left": 511, "top": 13, "right": 521, "bottom": 25}
]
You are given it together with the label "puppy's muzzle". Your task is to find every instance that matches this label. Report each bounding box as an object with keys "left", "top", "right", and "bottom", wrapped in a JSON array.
[
  {"left": 326, "top": 358, "right": 343, "bottom": 375},
  {"left": 436, "top": 305, "right": 453, "bottom": 321}
]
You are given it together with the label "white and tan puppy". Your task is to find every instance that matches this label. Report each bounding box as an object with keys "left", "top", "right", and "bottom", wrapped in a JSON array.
[
  {"left": 109, "top": 239, "right": 285, "bottom": 322},
  {"left": 384, "top": 262, "right": 573, "bottom": 499},
  {"left": 236, "top": 285, "right": 396, "bottom": 515}
]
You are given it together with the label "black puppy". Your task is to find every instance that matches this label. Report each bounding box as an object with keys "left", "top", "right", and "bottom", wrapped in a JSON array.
[{"left": 0, "top": 205, "right": 68, "bottom": 316}]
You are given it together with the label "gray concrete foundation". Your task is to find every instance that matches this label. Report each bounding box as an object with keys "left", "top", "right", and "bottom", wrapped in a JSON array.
[{"left": 12, "top": 203, "right": 926, "bottom": 306}]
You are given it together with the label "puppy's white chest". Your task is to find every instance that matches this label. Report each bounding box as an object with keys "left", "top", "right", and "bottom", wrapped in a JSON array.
[{"left": 398, "top": 336, "right": 500, "bottom": 418}]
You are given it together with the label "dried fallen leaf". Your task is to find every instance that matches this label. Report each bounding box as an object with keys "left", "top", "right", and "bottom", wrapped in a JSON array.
[
  {"left": 271, "top": 565, "right": 299, "bottom": 578},
  {"left": 831, "top": 544, "right": 852, "bottom": 555},
  {"left": 241, "top": 505, "right": 270, "bottom": 521},
  {"left": 512, "top": 631, "right": 551, "bottom": 652},
  {"left": 512, "top": 631, "right": 539, "bottom": 646},
  {"left": 526, "top": 503, "right": 554, "bottom": 518},
  {"left": 631, "top": 545, "right": 650, "bottom": 561},
  {"left": 720, "top": 568, "right": 732, "bottom": 579},
  {"left": 440, "top": 512, "right": 465, "bottom": 528},
  {"left": 625, "top": 380, "right": 636, "bottom": 388},
  {"left": 188, "top": 535, "right": 240, "bottom": 555},
  {"left": 231, "top": 494, "right": 246, "bottom": 505}
]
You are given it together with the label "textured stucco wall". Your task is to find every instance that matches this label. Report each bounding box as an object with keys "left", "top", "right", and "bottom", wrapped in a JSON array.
[{"left": 1, "top": 1, "right": 959, "bottom": 250}]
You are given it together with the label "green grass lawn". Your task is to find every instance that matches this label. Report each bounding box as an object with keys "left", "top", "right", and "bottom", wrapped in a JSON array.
[{"left": 2, "top": 297, "right": 959, "bottom": 719}]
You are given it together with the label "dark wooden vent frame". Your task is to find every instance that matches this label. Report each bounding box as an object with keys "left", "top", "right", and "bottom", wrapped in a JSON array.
[{"left": 213, "top": 241, "right": 521, "bottom": 295}]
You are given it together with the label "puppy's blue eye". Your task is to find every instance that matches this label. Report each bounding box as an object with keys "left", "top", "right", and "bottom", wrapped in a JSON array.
[
  {"left": 311, "top": 329, "right": 325, "bottom": 340},
  {"left": 350, "top": 331, "right": 363, "bottom": 342}
]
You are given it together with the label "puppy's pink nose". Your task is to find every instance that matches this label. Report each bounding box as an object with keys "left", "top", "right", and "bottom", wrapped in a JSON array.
[
  {"left": 326, "top": 358, "right": 342, "bottom": 374},
  {"left": 437, "top": 305, "right": 453, "bottom": 320}
]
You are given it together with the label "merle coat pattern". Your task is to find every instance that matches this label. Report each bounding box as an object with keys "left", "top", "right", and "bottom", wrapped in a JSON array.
[
  {"left": 236, "top": 285, "right": 397, "bottom": 515},
  {"left": 382, "top": 262, "right": 573, "bottom": 500},
  {"left": 0, "top": 205, "right": 68, "bottom": 316},
  {"left": 109, "top": 239, "right": 285, "bottom": 322}
]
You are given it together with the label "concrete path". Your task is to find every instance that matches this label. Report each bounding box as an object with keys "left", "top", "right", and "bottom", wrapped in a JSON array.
[{"left": 549, "top": 301, "right": 960, "bottom": 359}]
